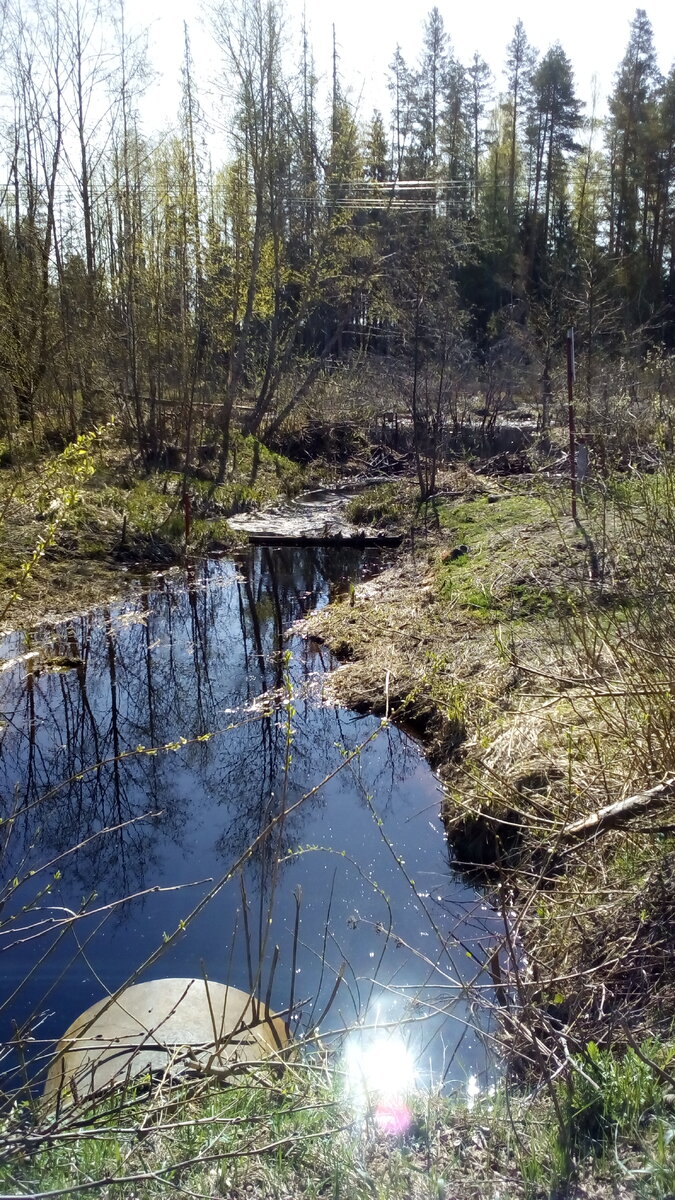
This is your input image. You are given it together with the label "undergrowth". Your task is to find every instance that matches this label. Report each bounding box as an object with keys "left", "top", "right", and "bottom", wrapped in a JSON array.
[
  {"left": 344, "top": 483, "right": 411, "bottom": 529},
  {"left": 4, "top": 1046, "right": 675, "bottom": 1199},
  {"left": 0, "top": 428, "right": 303, "bottom": 631}
]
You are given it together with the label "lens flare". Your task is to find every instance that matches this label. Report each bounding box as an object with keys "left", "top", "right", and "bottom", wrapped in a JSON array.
[
  {"left": 344, "top": 1031, "right": 416, "bottom": 1136},
  {"left": 373, "top": 1101, "right": 413, "bottom": 1136}
]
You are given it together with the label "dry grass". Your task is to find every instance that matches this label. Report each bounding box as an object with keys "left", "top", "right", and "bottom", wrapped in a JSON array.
[{"left": 301, "top": 467, "right": 675, "bottom": 1083}]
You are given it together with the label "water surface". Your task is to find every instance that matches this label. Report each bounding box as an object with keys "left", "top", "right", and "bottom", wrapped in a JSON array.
[{"left": 0, "top": 546, "right": 497, "bottom": 1094}]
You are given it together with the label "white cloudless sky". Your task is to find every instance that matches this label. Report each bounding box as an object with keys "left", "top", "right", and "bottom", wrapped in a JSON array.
[{"left": 137, "top": 0, "right": 675, "bottom": 135}]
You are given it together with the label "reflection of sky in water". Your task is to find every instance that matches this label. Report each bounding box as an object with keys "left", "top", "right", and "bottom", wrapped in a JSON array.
[{"left": 0, "top": 547, "right": 499, "bottom": 1093}]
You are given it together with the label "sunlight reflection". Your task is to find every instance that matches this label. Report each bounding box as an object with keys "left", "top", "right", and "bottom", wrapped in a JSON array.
[
  {"left": 343, "top": 1027, "right": 417, "bottom": 1136},
  {"left": 466, "top": 1073, "right": 480, "bottom": 1110}
]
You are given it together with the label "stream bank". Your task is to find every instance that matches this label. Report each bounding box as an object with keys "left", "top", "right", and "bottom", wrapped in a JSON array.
[
  {"left": 300, "top": 469, "right": 675, "bottom": 1099},
  {"left": 0, "top": 428, "right": 305, "bottom": 636},
  {"left": 0, "top": 426, "right": 410, "bottom": 636}
]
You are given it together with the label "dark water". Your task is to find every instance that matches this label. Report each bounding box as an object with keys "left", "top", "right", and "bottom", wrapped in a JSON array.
[{"left": 0, "top": 547, "right": 497, "bottom": 1096}]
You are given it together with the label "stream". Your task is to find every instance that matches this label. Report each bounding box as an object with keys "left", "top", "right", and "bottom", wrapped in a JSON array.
[{"left": 0, "top": 539, "right": 499, "bottom": 1098}]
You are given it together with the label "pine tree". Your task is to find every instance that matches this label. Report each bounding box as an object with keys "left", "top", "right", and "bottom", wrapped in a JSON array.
[
  {"left": 364, "top": 111, "right": 390, "bottom": 182},
  {"left": 466, "top": 52, "right": 492, "bottom": 212},
  {"left": 607, "top": 9, "right": 661, "bottom": 259},
  {"left": 439, "top": 57, "right": 471, "bottom": 221},
  {"left": 525, "top": 43, "right": 582, "bottom": 282},
  {"left": 504, "top": 20, "right": 537, "bottom": 239},
  {"left": 387, "top": 46, "right": 414, "bottom": 177},
  {"left": 409, "top": 7, "right": 449, "bottom": 175},
  {"left": 660, "top": 68, "right": 675, "bottom": 304}
]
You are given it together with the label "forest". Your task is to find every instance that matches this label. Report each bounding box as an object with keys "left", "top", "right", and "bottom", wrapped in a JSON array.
[
  {"left": 1, "top": 0, "right": 674, "bottom": 472},
  {"left": 5, "top": 5, "right": 675, "bottom": 1199}
]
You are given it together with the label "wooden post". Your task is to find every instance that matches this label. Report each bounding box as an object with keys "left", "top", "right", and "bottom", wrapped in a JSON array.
[
  {"left": 566, "top": 328, "right": 577, "bottom": 521},
  {"left": 182, "top": 490, "right": 192, "bottom": 547}
]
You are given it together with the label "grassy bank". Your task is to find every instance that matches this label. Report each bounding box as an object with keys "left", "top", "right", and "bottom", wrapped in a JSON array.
[
  {"left": 0, "top": 424, "right": 304, "bottom": 634},
  {"left": 2, "top": 1064, "right": 491, "bottom": 1200},
  {"left": 300, "top": 467, "right": 675, "bottom": 1193},
  {"left": 3, "top": 1043, "right": 675, "bottom": 1199}
]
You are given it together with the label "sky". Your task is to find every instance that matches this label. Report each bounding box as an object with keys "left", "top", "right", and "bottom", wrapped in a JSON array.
[{"left": 137, "top": 0, "right": 675, "bottom": 135}]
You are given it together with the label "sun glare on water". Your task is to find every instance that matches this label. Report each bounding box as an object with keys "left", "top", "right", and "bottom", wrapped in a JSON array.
[{"left": 343, "top": 1031, "right": 417, "bottom": 1136}]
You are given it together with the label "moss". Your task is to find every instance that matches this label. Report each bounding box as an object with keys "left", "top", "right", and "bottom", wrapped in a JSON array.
[
  {"left": 434, "top": 492, "right": 564, "bottom": 620},
  {"left": 229, "top": 433, "right": 304, "bottom": 501},
  {"left": 439, "top": 492, "right": 549, "bottom": 539}
]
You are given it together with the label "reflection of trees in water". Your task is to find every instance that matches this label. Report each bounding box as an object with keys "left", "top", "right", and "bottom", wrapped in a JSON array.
[
  {"left": 341, "top": 720, "right": 426, "bottom": 818},
  {"left": 0, "top": 547, "right": 497, "bottom": 1086},
  {"left": 0, "top": 547, "right": 376, "bottom": 907},
  {"left": 2, "top": 637, "right": 158, "bottom": 897}
]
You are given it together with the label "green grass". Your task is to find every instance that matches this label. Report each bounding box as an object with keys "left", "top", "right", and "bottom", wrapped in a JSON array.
[
  {"left": 0, "top": 1065, "right": 465, "bottom": 1200},
  {"left": 229, "top": 432, "right": 305, "bottom": 501},
  {"left": 438, "top": 493, "right": 549, "bottom": 541},
  {"left": 435, "top": 492, "right": 560, "bottom": 620},
  {"left": 4, "top": 1044, "right": 675, "bottom": 1200},
  {"left": 344, "top": 483, "right": 408, "bottom": 528},
  {"left": 544, "top": 1040, "right": 675, "bottom": 1199},
  {"left": 569, "top": 1040, "right": 671, "bottom": 1147}
]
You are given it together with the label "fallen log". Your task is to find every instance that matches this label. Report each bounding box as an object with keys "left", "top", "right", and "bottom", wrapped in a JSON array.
[
  {"left": 562, "top": 776, "right": 675, "bottom": 842},
  {"left": 247, "top": 531, "right": 403, "bottom": 547}
]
